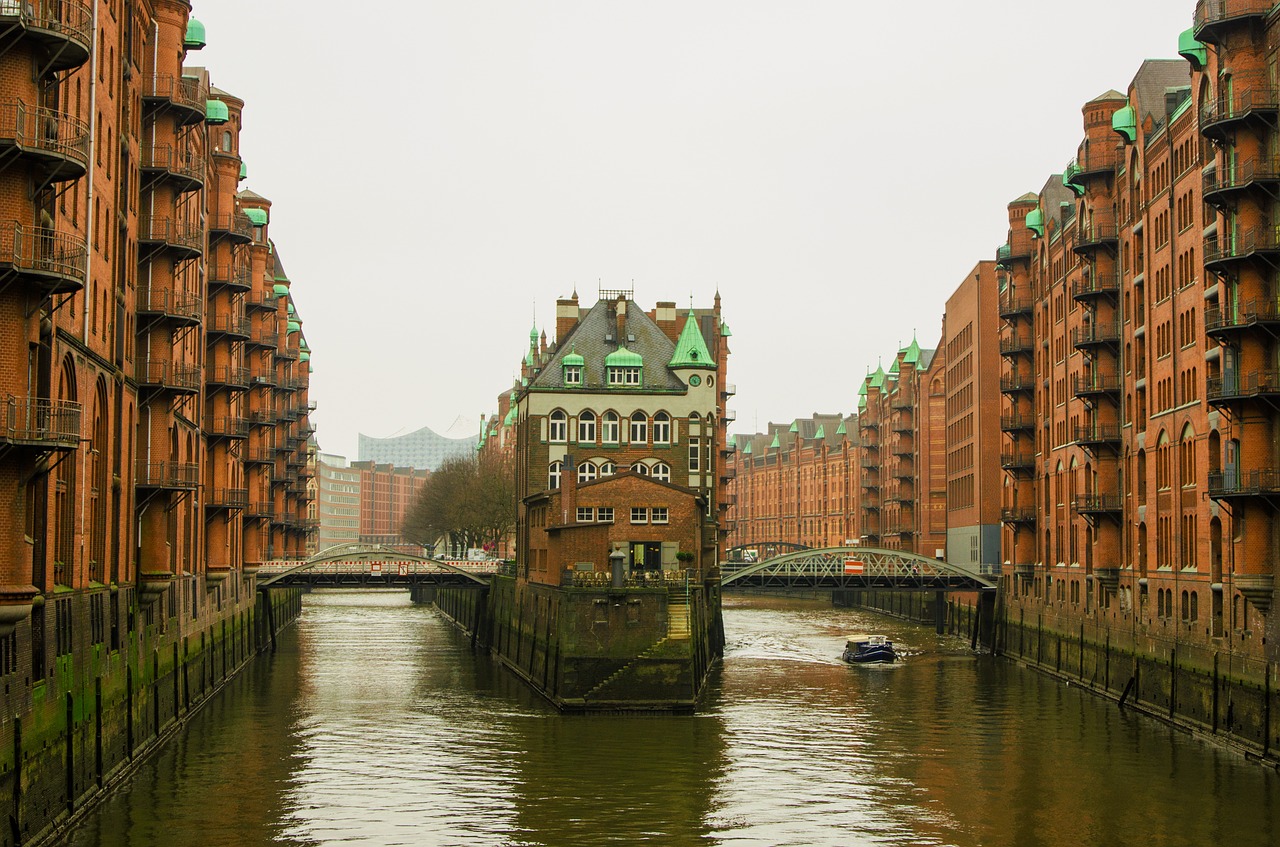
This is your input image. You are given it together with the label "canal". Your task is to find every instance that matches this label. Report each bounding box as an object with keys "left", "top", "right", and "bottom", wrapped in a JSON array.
[{"left": 62, "top": 592, "right": 1279, "bottom": 846}]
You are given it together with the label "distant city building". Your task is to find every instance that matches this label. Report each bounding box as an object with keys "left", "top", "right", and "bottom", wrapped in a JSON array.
[
  {"left": 352, "top": 461, "right": 430, "bottom": 546},
  {"left": 357, "top": 424, "right": 475, "bottom": 471},
  {"left": 316, "top": 453, "right": 362, "bottom": 551}
]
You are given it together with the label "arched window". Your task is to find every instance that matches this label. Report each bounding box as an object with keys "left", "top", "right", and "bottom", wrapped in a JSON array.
[
  {"left": 548, "top": 461, "right": 563, "bottom": 489},
  {"left": 652, "top": 462, "right": 671, "bottom": 482},
  {"left": 652, "top": 412, "right": 671, "bottom": 444},
  {"left": 549, "top": 410, "right": 567, "bottom": 443},
  {"left": 600, "top": 461, "right": 616, "bottom": 476},
  {"left": 578, "top": 410, "right": 596, "bottom": 443},
  {"left": 631, "top": 462, "right": 650, "bottom": 476},
  {"left": 601, "top": 411, "right": 620, "bottom": 443},
  {"left": 630, "top": 412, "right": 648, "bottom": 444},
  {"left": 577, "top": 461, "right": 598, "bottom": 483}
]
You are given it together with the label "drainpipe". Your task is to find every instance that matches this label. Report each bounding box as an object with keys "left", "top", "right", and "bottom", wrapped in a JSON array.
[{"left": 83, "top": 1, "right": 99, "bottom": 340}]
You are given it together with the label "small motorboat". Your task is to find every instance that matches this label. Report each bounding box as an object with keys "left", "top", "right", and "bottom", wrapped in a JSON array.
[{"left": 842, "top": 634, "right": 896, "bottom": 664}]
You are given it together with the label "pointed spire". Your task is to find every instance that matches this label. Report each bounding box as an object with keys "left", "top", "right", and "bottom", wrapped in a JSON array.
[{"left": 669, "top": 309, "right": 715, "bottom": 369}]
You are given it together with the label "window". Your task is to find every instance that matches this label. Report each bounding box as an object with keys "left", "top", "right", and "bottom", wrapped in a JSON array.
[
  {"left": 548, "top": 461, "right": 563, "bottom": 489},
  {"left": 577, "top": 461, "right": 598, "bottom": 483},
  {"left": 549, "top": 410, "right": 567, "bottom": 442},
  {"left": 652, "top": 462, "right": 671, "bottom": 482},
  {"left": 631, "top": 507, "right": 648, "bottom": 524},
  {"left": 602, "top": 412, "right": 619, "bottom": 443},
  {"left": 576, "top": 507, "right": 594, "bottom": 522},
  {"left": 564, "top": 365, "right": 582, "bottom": 385},
  {"left": 631, "top": 463, "right": 650, "bottom": 476},
  {"left": 630, "top": 412, "right": 648, "bottom": 443},
  {"left": 651, "top": 507, "right": 669, "bottom": 524},
  {"left": 608, "top": 366, "right": 642, "bottom": 386},
  {"left": 578, "top": 410, "right": 596, "bottom": 443},
  {"left": 688, "top": 437, "right": 701, "bottom": 472},
  {"left": 653, "top": 412, "right": 671, "bottom": 444},
  {"left": 600, "top": 461, "right": 616, "bottom": 476},
  {"left": 596, "top": 507, "right": 614, "bottom": 523}
]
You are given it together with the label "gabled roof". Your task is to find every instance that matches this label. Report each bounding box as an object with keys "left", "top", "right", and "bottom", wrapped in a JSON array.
[{"left": 527, "top": 299, "right": 685, "bottom": 391}]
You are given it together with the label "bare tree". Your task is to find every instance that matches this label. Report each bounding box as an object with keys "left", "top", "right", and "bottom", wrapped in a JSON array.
[{"left": 402, "top": 453, "right": 515, "bottom": 556}]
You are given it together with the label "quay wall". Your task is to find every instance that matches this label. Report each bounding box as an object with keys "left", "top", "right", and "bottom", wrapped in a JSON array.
[
  {"left": 837, "top": 589, "right": 1280, "bottom": 767},
  {"left": 433, "top": 576, "right": 723, "bottom": 711},
  {"left": 0, "top": 581, "right": 303, "bottom": 846}
]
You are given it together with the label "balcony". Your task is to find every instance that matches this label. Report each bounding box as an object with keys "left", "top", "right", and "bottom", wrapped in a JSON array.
[
  {"left": 208, "top": 260, "right": 253, "bottom": 291},
  {"left": 205, "top": 416, "right": 249, "bottom": 440},
  {"left": 206, "top": 365, "right": 250, "bottom": 389},
  {"left": 891, "top": 393, "right": 914, "bottom": 411},
  {"left": 893, "top": 464, "right": 914, "bottom": 480},
  {"left": 137, "top": 287, "right": 202, "bottom": 326},
  {"left": 861, "top": 479, "right": 880, "bottom": 492},
  {"left": 136, "top": 461, "right": 199, "bottom": 490},
  {"left": 1201, "top": 79, "right": 1280, "bottom": 140},
  {"left": 1203, "top": 158, "right": 1280, "bottom": 207},
  {"left": 142, "top": 74, "right": 208, "bottom": 125},
  {"left": 1072, "top": 321, "right": 1120, "bottom": 351},
  {"left": 1076, "top": 144, "right": 1121, "bottom": 178},
  {"left": 0, "top": 101, "right": 90, "bottom": 182},
  {"left": 137, "top": 215, "right": 203, "bottom": 259},
  {"left": 0, "top": 395, "right": 81, "bottom": 452},
  {"left": 1000, "top": 373, "right": 1035, "bottom": 394},
  {"left": 891, "top": 440, "right": 913, "bottom": 457},
  {"left": 1000, "top": 507, "right": 1036, "bottom": 525},
  {"left": 860, "top": 457, "right": 878, "bottom": 471},
  {"left": 1205, "top": 227, "right": 1280, "bottom": 272},
  {"left": 208, "top": 211, "right": 254, "bottom": 244},
  {"left": 719, "top": 465, "right": 737, "bottom": 481},
  {"left": 249, "top": 370, "right": 277, "bottom": 388},
  {"left": 206, "top": 488, "right": 249, "bottom": 511},
  {"left": 135, "top": 359, "right": 200, "bottom": 394},
  {"left": 0, "top": 221, "right": 87, "bottom": 293},
  {"left": 1070, "top": 272, "right": 1120, "bottom": 301},
  {"left": 1207, "top": 369, "right": 1280, "bottom": 405},
  {"left": 1074, "top": 493, "right": 1123, "bottom": 518},
  {"left": 1000, "top": 452, "right": 1035, "bottom": 473},
  {"left": 1204, "top": 300, "right": 1280, "bottom": 338},
  {"left": 206, "top": 313, "right": 250, "bottom": 340},
  {"left": 1000, "top": 413, "right": 1036, "bottom": 433},
  {"left": 1194, "top": 1, "right": 1274, "bottom": 43},
  {"left": 1208, "top": 468, "right": 1280, "bottom": 499},
  {"left": 998, "top": 292, "right": 1033, "bottom": 319},
  {"left": 245, "top": 291, "right": 278, "bottom": 312},
  {"left": 140, "top": 143, "right": 205, "bottom": 193},
  {"left": 277, "top": 341, "right": 301, "bottom": 361},
  {"left": 1000, "top": 334, "right": 1034, "bottom": 356},
  {"left": 721, "top": 383, "right": 737, "bottom": 398},
  {"left": 1074, "top": 422, "right": 1122, "bottom": 450},
  {"left": 1074, "top": 221, "right": 1119, "bottom": 255},
  {"left": 890, "top": 417, "right": 913, "bottom": 434},
  {"left": 1072, "top": 373, "right": 1122, "bottom": 400},
  {"left": 246, "top": 325, "right": 277, "bottom": 349},
  {"left": 245, "top": 446, "right": 276, "bottom": 465},
  {"left": 245, "top": 409, "right": 275, "bottom": 427},
  {"left": 245, "top": 500, "right": 273, "bottom": 518},
  {"left": 0, "top": 1, "right": 93, "bottom": 73}
]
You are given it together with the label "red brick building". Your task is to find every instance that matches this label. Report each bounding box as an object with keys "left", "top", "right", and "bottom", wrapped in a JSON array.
[{"left": 351, "top": 460, "right": 429, "bottom": 547}]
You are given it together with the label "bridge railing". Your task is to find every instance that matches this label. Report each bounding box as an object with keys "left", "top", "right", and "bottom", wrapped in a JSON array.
[
  {"left": 721, "top": 546, "right": 996, "bottom": 590},
  {"left": 257, "top": 558, "right": 501, "bottom": 578}
]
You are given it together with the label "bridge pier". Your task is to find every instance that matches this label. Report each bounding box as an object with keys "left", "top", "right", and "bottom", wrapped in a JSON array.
[
  {"left": 410, "top": 585, "right": 437, "bottom": 605},
  {"left": 935, "top": 591, "right": 946, "bottom": 634}
]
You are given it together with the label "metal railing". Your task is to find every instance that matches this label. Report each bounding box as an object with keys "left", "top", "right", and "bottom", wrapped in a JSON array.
[
  {"left": 207, "top": 261, "right": 253, "bottom": 289},
  {"left": 1000, "top": 334, "right": 1034, "bottom": 354},
  {"left": 1194, "top": 0, "right": 1275, "bottom": 36},
  {"left": 206, "top": 488, "right": 249, "bottom": 509},
  {"left": 208, "top": 212, "right": 254, "bottom": 241},
  {"left": 136, "top": 461, "right": 199, "bottom": 489},
  {"left": 0, "top": 395, "right": 81, "bottom": 446},
  {"left": 1204, "top": 300, "right": 1280, "bottom": 332},
  {"left": 206, "top": 365, "right": 250, "bottom": 387},
  {"left": 1203, "top": 157, "right": 1280, "bottom": 197},
  {"left": 1070, "top": 273, "right": 1120, "bottom": 299},
  {"left": 1001, "top": 413, "right": 1036, "bottom": 432},
  {"left": 0, "top": 1, "right": 93, "bottom": 51},
  {"left": 1205, "top": 227, "right": 1280, "bottom": 265},
  {"left": 1072, "top": 374, "right": 1122, "bottom": 395},
  {"left": 0, "top": 100, "right": 90, "bottom": 170},
  {"left": 206, "top": 313, "right": 250, "bottom": 337},
  {"left": 1000, "top": 373, "right": 1035, "bottom": 393},
  {"left": 140, "top": 142, "right": 205, "bottom": 186},
  {"left": 204, "top": 416, "right": 249, "bottom": 438},
  {"left": 134, "top": 359, "right": 201, "bottom": 391},
  {"left": 143, "top": 74, "right": 207, "bottom": 115},
  {"left": 1208, "top": 468, "right": 1280, "bottom": 496},
  {"left": 0, "top": 221, "right": 88, "bottom": 283},
  {"left": 137, "top": 215, "right": 203, "bottom": 253},
  {"left": 1072, "top": 321, "right": 1121, "bottom": 347},
  {"left": 1207, "top": 369, "right": 1280, "bottom": 401},
  {"left": 1073, "top": 423, "right": 1123, "bottom": 444},
  {"left": 1076, "top": 145, "right": 1121, "bottom": 176},
  {"left": 1001, "top": 507, "right": 1036, "bottom": 524},
  {"left": 137, "top": 287, "right": 201, "bottom": 321},
  {"left": 998, "top": 293, "right": 1033, "bottom": 317},
  {"left": 1073, "top": 493, "right": 1122, "bottom": 513}
]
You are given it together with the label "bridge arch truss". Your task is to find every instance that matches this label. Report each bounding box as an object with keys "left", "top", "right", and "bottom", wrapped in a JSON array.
[{"left": 721, "top": 546, "right": 996, "bottom": 592}]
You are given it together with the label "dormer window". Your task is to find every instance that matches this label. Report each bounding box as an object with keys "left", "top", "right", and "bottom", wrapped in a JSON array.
[
  {"left": 608, "top": 366, "right": 641, "bottom": 386},
  {"left": 564, "top": 365, "right": 582, "bottom": 385}
]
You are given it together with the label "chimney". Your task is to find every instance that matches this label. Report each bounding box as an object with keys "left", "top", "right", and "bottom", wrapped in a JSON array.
[
  {"left": 562, "top": 454, "right": 578, "bottom": 525},
  {"left": 615, "top": 296, "right": 627, "bottom": 344},
  {"left": 654, "top": 301, "right": 678, "bottom": 342},
  {"left": 556, "top": 297, "right": 579, "bottom": 343}
]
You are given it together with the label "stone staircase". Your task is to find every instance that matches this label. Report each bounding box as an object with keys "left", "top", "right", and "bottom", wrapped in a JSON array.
[
  {"left": 667, "top": 603, "right": 691, "bottom": 639},
  {"left": 582, "top": 636, "right": 670, "bottom": 701}
]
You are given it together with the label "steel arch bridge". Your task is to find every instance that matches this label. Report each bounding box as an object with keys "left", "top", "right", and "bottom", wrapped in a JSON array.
[
  {"left": 721, "top": 546, "right": 997, "bottom": 592},
  {"left": 723, "top": 541, "right": 811, "bottom": 563},
  {"left": 256, "top": 542, "right": 492, "bottom": 588}
]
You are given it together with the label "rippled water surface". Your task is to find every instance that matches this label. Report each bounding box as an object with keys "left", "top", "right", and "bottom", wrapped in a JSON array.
[{"left": 64, "top": 592, "right": 1280, "bottom": 846}]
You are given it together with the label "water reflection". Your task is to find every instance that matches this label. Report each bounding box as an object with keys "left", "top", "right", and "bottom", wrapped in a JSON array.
[{"left": 63, "top": 591, "right": 1279, "bottom": 847}]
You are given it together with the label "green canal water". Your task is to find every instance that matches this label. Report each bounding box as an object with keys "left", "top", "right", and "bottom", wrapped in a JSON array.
[{"left": 61, "top": 592, "right": 1279, "bottom": 846}]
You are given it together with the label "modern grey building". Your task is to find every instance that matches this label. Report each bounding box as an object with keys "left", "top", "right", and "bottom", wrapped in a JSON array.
[{"left": 357, "top": 425, "right": 476, "bottom": 471}]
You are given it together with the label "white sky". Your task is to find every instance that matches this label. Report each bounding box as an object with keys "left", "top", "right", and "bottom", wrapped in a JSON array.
[{"left": 191, "top": 1, "right": 1195, "bottom": 456}]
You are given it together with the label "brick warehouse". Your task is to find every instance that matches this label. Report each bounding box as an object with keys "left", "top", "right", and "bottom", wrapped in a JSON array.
[
  {"left": 0, "top": 2, "right": 313, "bottom": 839},
  {"left": 727, "top": 1, "right": 1280, "bottom": 757}
]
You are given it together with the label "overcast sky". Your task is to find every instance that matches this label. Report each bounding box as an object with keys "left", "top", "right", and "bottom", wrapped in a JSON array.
[{"left": 192, "top": 1, "right": 1194, "bottom": 456}]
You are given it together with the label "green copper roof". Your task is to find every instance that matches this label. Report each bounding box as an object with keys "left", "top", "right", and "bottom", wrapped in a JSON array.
[
  {"left": 721, "top": 321, "right": 732, "bottom": 337},
  {"left": 1178, "top": 28, "right": 1207, "bottom": 71},
  {"left": 742, "top": 441, "right": 753, "bottom": 455},
  {"left": 184, "top": 18, "right": 207, "bottom": 50},
  {"left": 813, "top": 424, "right": 826, "bottom": 439},
  {"left": 889, "top": 356, "right": 900, "bottom": 374},
  {"left": 1026, "top": 207, "right": 1045, "bottom": 238},
  {"left": 789, "top": 420, "right": 799, "bottom": 433},
  {"left": 870, "top": 364, "right": 886, "bottom": 389},
  {"left": 529, "top": 322, "right": 538, "bottom": 343},
  {"left": 858, "top": 381, "right": 867, "bottom": 397},
  {"left": 996, "top": 243, "right": 1012, "bottom": 267},
  {"left": 244, "top": 208, "right": 267, "bottom": 226},
  {"left": 770, "top": 434, "right": 781, "bottom": 449},
  {"left": 299, "top": 351, "right": 310, "bottom": 363},
  {"left": 605, "top": 346, "right": 644, "bottom": 367},
  {"left": 205, "top": 99, "right": 229, "bottom": 125},
  {"left": 238, "top": 161, "right": 247, "bottom": 181},
  {"left": 272, "top": 283, "right": 288, "bottom": 297},
  {"left": 562, "top": 348, "right": 585, "bottom": 367},
  {"left": 835, "top": 420, "right": 847, "bottom": 435},
  {"left": 727, "top": 435, "right": 736, "bottom": 447},
  {"left": 286, "top": 302, "right": 296, "bottom": 316},
  {"left": 903, "top": 334, "right": 921, "bottom": 365},
  {"left": 286, "top": 320, "right": 300, "bottom": 334},
  {"left": 1111, "top": 104, "right": 1137, "bottom": 143},
  {"left": 503, "top": 407, "right": 517, "bottom": 426},
  {"left": 668, "top": 311, "right": 715, "bottom": 369}
]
